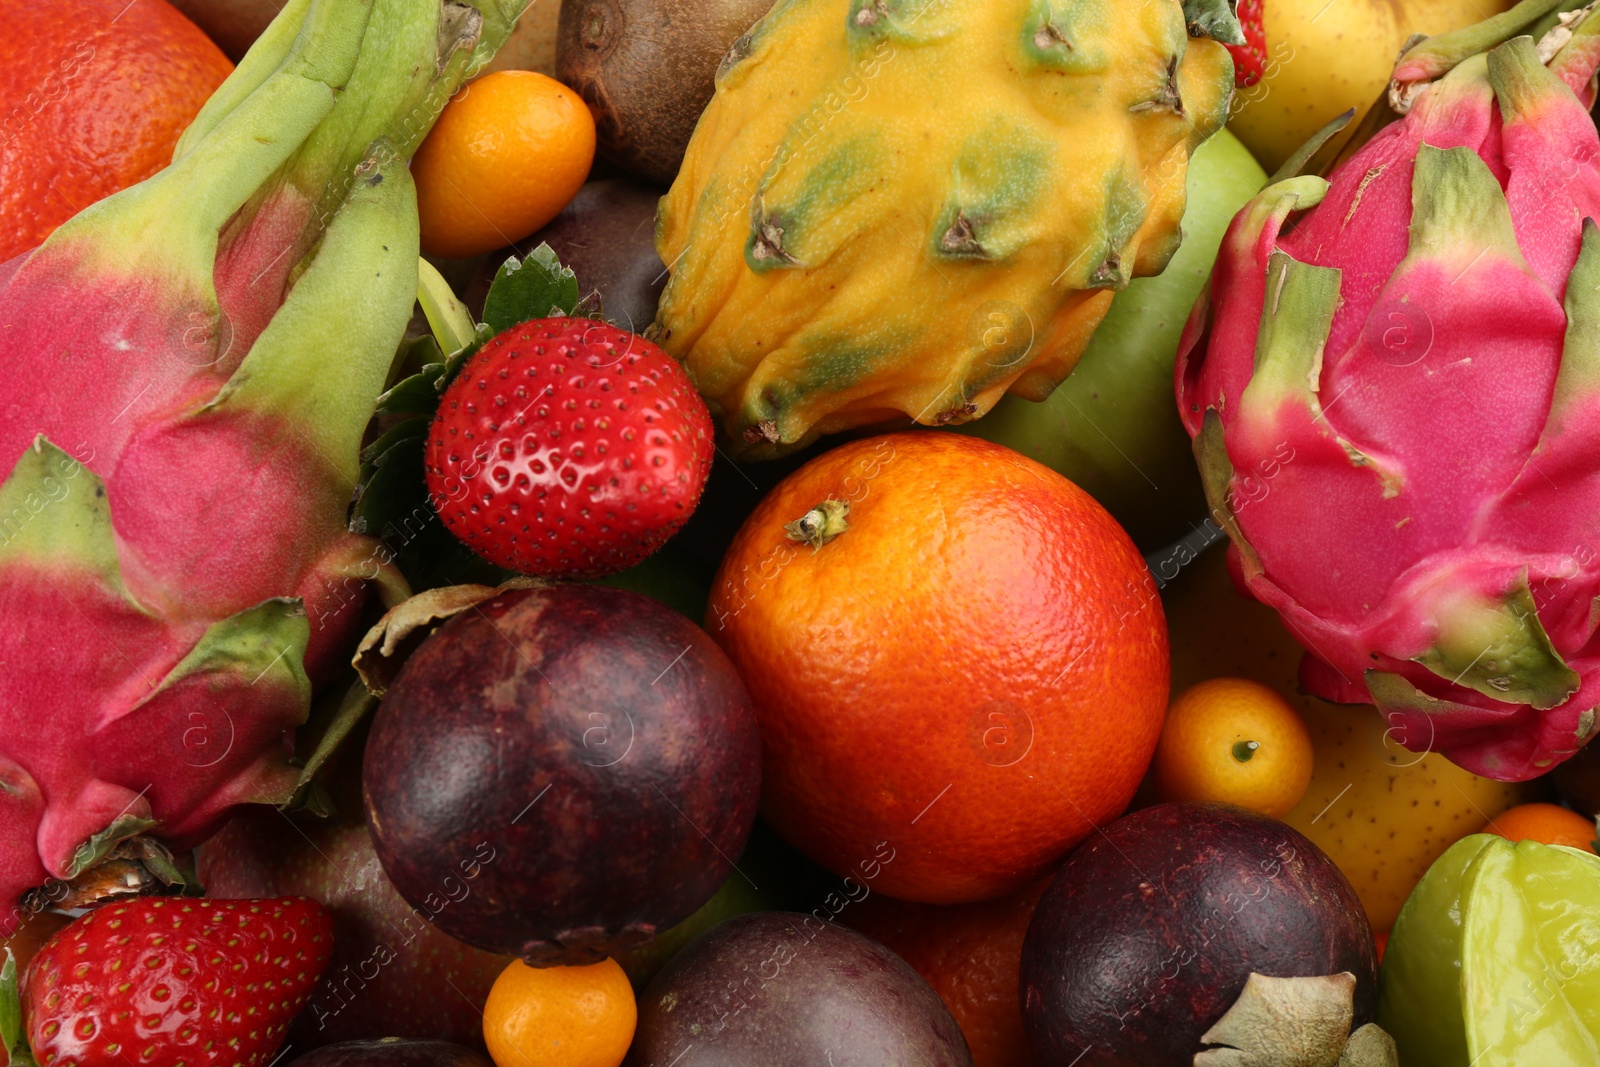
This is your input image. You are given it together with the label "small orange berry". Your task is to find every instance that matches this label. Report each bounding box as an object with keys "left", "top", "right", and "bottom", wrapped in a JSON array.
[
  {"left": 1153, "top": 677, "right": 1315, "bottom": 818},
  {"left": 413, "top": 71, "right": 597, "bottom": 259},
  {"left": 483, "top": 958, "right": 636, "bottom": 1067}
]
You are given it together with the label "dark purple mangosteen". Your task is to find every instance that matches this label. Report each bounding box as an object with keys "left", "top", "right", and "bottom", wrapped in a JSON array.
[
  {"left": 363, "top": 584, "right": 762, "bottom": 966},
  {"left": 1020, "top": 802, "right": 1377, "bottom": 1066}
]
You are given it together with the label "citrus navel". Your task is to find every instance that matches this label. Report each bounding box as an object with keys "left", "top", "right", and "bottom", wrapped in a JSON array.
[
  {"left": 1480, "top": 802, "right": 1598, "bottom": 854},
  {"left": 847, "top": 882, "right": 1048, "bottom": 1067}
]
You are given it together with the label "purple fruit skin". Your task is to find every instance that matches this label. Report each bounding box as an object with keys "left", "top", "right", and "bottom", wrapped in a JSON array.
[
  {"left": 463, "top": 179, "right": 669, "bottom": 334},
  {"left": 363, "top": 584, "right": 763, "bottom": 965},
  {"left": 285, "top": 1039, "right": 493, "bottom": 1066},
  {"left": 198, "top": 810, "right": 510, "bottom": 1049},
  {"left": 624, "top": 912, "right": 975, "bottom": 1067},
  {"left": 1553, "top": 740, "right": 1600, "bottom": 817},
  {"left": 1019, "top": 802, "right": 1378, "bottom": 1067}
]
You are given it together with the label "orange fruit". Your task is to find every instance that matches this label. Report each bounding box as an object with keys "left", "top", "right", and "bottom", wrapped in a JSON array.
[
  {"left": 1480, "top": 802, "right": 1598, "bottom": 854},
  {"left": 413, "top": 70, "right": 596, "bottom": 260},
  {"left": 1152, "top": 677, "right": 1315, "bottom": 818},
  {"left": 708, "top": 432, "right": 1170, "bottom": 904},
  {"left": 483, "top": 958, "right": 637, "bottom": 1067},
  {"left": 0, "top": 0, "right": 232, "bottom": 262},
  {"left": 1, "top": 909, "right": 70, "bottom": 972},
  {"left": 847, "top": 883, "right": 1047, "bottom": 1067}
]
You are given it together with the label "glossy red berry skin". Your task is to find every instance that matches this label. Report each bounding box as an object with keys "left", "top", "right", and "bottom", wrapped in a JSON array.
[
  {"left": 425, "top": 318, "right": 715, "bottom": 580},
  {"left": 23, "top": 896, "right": 335, "bottom": 1067},
  {"left": 1227, "top": 0, "right": 1267, "bottom": 87}
]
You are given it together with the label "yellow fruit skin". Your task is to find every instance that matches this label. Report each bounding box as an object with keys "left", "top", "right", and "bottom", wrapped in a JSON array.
[
  {"left": 1229, "top": 0, "right": 1516, "bottom": 172},
  {"left": 656, "top": 0, "right": 1235, "bottom": 457},
  {"left": 1164, "top": 549, "right": 1540, "bottom": 931}
]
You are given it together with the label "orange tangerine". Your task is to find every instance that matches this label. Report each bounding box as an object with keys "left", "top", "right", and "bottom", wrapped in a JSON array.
[
  {"left": 1480, "top": 802, "right": 1597, "bottom": 854},
  {"left": 413, "top": 71, "right": 596, "bottom": 259},
  {"left": 0, "top": 0, "right": 232, "bottom": 262}
]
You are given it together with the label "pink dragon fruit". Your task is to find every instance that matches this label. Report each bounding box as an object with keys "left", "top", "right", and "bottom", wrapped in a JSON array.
[
  {"left": 1177, "top": 2, "right": 1600, "bottom": 782},
  {"left": 0, "top": 0, "right": 517, "bottom": 917}
]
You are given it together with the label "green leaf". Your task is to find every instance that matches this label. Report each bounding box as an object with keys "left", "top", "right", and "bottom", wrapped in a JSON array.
[
  {"left": 64, "top": 813, "right": 162, "bottom": 879},
  {"left": 481, "top": 243, "right": 581, "bottom": 335},
  {"left": 0, "top": 947, "right": 35, "bottom": 1067},
  {"left": 374, "top": 334, "right": 448, "bottom": 417}
]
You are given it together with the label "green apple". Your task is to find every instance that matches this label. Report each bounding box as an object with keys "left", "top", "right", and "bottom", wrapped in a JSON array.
[{"left": 958, "top": 128, "right": 1266, "bottom": 551}]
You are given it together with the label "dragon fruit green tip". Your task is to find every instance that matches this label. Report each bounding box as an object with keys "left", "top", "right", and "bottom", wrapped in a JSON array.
[{"left": 1178, "top": 2, "right": 1600, "bottom": 782}]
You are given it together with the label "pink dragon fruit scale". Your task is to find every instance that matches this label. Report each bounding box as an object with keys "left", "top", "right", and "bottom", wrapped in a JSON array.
[
  {"left": 0, "top": 0, "right": 518, "bottom": 917},
  {"left": 1177, "top": 2, "right": 1600, "bottom": 782}
]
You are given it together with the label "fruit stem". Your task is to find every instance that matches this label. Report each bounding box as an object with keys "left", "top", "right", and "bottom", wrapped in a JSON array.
[
  {"left": 1547, "top": 3, "right": 1600, "bottom": 98},
  {"left": 1389, "top": 0, "right": 1576, "bottom": 111},
  {"left": 784, "top": 500, "right": 851, "bottom": 550},
  {"left": 1232, "top": 740, "right": 1260, "bottom": 763}
]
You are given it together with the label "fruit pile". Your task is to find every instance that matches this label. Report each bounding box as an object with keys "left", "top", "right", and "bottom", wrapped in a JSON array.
[{"left": 2, "top": 0, "right": 1600, "bottom": 1065}]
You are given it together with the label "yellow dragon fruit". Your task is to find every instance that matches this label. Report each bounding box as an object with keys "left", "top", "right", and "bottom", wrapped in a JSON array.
[
  {"left": 655, "top": 0, "right": 1240, "bottom": 456},
  {"left": 0, "top": 0, "right": 517, "bottom": 916}
]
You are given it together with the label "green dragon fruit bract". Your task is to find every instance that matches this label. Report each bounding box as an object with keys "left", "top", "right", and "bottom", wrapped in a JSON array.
[
  {"left": 0, "top": 0, "right": 517, "bottom": 915},
  {"left": 1178, "top": 2, "right": 1600, "bottom": 782}
]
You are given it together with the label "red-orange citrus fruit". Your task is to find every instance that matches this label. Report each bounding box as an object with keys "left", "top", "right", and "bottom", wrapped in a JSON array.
[
  {"left": 707, "top": 432, "right": 1170, "bottom": 904},
  {"left": 1480, "top": 802, "right": 1598, "bottom": 854},
  {"left": 847, "top": 883, "right": 1048, "bottom": 1067},
  {"left": 412, "top": 70, "right": 596, "bottom": 259},
  {"left": 0, "top": 0, "right": 232, "bottom": 262}
]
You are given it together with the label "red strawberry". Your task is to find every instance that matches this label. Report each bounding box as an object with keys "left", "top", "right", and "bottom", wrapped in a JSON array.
[
  {"left": 425, "top": 318, "right": 715, "bottom": 580},
  {"left": 23, "top": 896, "right": 334, "bottom": 1066},
  {"left": 1227, "top": 0, "right": 1267, "bottom": 87}
]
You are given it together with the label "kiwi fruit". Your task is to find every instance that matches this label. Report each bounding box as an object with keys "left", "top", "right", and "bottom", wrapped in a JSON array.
[{"left": 557, "top": 0, "right": 776, "bottom": 185}]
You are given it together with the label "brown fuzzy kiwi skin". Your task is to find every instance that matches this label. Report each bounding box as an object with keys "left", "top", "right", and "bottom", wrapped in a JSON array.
[{"left": 557, "top": 0, "right": 776, "bottom": 186}]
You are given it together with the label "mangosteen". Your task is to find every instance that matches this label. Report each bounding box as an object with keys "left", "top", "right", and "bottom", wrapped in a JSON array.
[
  {"left": 364, "top": 584, "right": 762, "bottom": 965},
  {"left": 1553, "top": 738, "right": 1600, "bottom": 817},
  {"left": 1020, "top": 802, "right": 1378, "bottom": 1067},
  {"left": 624, "top": 912, "right": 974, "bottom": 1066},
  {"left": 286, "top": 1039, "right": 492, "bottom": 1066}
]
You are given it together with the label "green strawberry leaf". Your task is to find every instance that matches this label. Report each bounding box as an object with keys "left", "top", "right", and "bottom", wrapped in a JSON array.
[
  {"left": 0, "top": 947, "right": 37, "bottom": 1067},
  {"left": 482, "top": 244, "right": 582, "bottom": 335}
]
